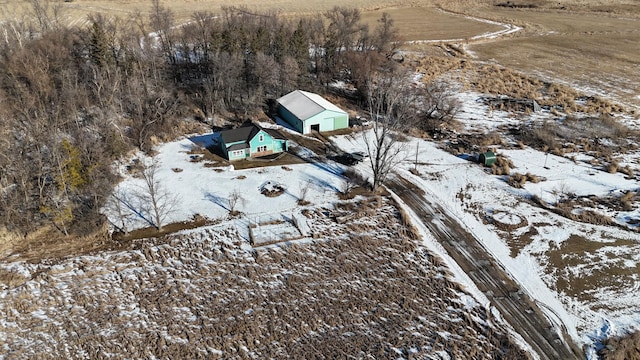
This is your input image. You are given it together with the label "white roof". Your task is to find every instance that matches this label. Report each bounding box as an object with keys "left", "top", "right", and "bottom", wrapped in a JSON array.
[{"left": 277, "top": 90, "right": 347, "bottom": 120}]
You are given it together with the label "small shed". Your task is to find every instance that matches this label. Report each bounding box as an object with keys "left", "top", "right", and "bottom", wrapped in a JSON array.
[
  {"left": 219, "top": 124, "right": 288, "bottom": 161},
  {"left": 479, "top": 151, "right": 497, "bottom": 166},
  {"left": 276, "top": 90, "right": 349, "bottom": 134}
]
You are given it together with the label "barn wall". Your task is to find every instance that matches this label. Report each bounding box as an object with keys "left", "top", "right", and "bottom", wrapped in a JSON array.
[
  {"left": 277, "top": 105, "right": 304, "bottom": 133},
  {"left": 304, "top": 110, "right": 348, "bottom": 133}
]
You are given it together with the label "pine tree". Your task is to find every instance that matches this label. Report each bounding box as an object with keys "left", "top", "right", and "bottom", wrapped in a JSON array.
[{"left": 89, "top": 21, "right": 111, "bottom": 68}]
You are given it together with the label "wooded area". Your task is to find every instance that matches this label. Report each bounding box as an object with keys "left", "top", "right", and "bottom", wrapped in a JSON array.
[{"left": 0, "top": 0, "right": 406, "bottom": 236}]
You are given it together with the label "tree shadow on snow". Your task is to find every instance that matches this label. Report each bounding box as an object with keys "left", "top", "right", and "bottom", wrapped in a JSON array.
[{"left": 203, "top": 191, "right": 229, "bottom": 211}]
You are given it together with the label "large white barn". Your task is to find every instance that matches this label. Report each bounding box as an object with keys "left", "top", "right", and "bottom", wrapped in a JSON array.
[{"left": 276, "top": 90, "right": 349, "bottom": 134}]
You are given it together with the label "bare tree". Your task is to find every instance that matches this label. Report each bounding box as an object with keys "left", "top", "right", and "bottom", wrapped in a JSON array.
[
  {"left": 298, "top": 181, "right": 312, "bottom": 205},
  {"left": 228, "top": 188, "right": 245, "bottom": 216},
  {"left": 27, "top": 0, "right": 65, "bottom": 34},
  {"left": 363, "top": 66, "right": 420, "bottom": 190},
  {"left": 138, "top": 161, "right": 176, "bottom": 231},
  {"left": 372, "top": 12, "right": 399, "bottom": 57},
  {"left": 421, "top": 80, "right": 460, "bottom": 133},
  {"left": 108, "top": 190, "right": 131, "bottom": 236}
]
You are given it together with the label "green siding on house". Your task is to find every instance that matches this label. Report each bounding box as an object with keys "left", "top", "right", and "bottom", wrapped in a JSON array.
[
  {"left": 227, "top": 148, "right": 248, "bottom": 160},
  {"left": 249, "top": 130, "right": 273, "bottom": 153},
  {"left": 219, "top": 124, "right": 288, "bottom": 161}
]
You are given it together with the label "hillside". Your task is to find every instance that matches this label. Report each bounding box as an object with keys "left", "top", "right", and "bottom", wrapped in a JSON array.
[{"left": 1, "top": 1, "right": 639, "bottom": 359}]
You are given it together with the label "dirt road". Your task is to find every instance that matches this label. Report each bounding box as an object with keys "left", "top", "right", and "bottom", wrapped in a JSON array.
[{"left": 387, "top": 174, "right": 584, "bottom": 360}]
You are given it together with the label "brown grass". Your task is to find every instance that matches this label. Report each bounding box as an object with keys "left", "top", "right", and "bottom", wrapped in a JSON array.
[
  {"left": 465, "top": 7, "right": 640, "bottom": 110},
  {"left": 0, "top": 198, "right": 531, "bottom": 358},
  {"left": 2, "top": 0, "right": 419, "bottom": 24},
  {"left": 228, "top": 152, "right": 307, "bottom": 170},
  {"left": 606, "top": 161, "right": 619, "bottom": 174},
  {"left": 0, "top": 225, "right": 111, "bottom": 263},
  {"left": 600, "top": 331, "right": 640, "bottom": 360},
  {"left": 491, "top": 154, "right": 514, "bottom": 175},
  {"left": 544, "top": 233, "right": 639, "bottom": 302},
  {"left": 507, "top": 172, "right": 541, "bottom": 188},
  {"left": 361, "top": 7, "right": 502, "bottom": 42}
]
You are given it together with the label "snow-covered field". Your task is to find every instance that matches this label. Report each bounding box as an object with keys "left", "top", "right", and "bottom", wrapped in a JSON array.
[
  {"left": 0, "top": 195, "right": 527, "bottom": 358},
  {"left": 1, "top": 89, "right": 638, "bottom": 358},
  {"left": 334, "top": 93, "right": 640, "bottom": 356},
  {"left": 100, "top": 89, "right": 640, "bottom": 355}
]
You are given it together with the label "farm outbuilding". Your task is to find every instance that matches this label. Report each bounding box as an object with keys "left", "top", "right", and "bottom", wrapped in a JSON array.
[
  {"left": 219, "top": 124, "right": 288, "bottom": 161},
  {"left": 276, "top": 90, "right": 349, "bottom": 134}
]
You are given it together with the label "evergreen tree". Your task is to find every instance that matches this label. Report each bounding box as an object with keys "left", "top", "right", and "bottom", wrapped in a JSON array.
[{"left": 89, "top": 20, "right": 111, "bottom": 68}]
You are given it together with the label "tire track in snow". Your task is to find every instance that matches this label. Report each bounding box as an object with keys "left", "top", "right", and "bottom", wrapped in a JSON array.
[
  {"left": 387, "top": 174, "right": 583, "bottom": 360},
  {"left": 403, "top": 9, "right": 522, "bottom": 45}
]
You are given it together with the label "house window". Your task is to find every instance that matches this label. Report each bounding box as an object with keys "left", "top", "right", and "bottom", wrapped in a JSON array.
[
  {"left": 259, "top": 134, "right": 264, "bottom": 142},
  {"left": 256, "top": 145, "right": 267, "bottom": 153},
  {"left": 231, "top": 150, "right": 244, "bottom": 157}
]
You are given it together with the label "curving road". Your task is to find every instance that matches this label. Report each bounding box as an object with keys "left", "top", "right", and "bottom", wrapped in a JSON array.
[{"left": 387, "top": 174, "right": 583, "bottom": 360}]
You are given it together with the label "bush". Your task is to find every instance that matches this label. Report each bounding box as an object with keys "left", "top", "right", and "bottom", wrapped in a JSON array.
[
  {"left": 606, "top": 161, "right": 619, "bottom": 174},
  {"left": 491, "top": 155, "right": 514, "bottom": 176},
  {"left": 506, "top": 172, "right": 542, "bottom": 188},
  {"left": 342, "top": 168, "right": 368, "bottom": 188}
]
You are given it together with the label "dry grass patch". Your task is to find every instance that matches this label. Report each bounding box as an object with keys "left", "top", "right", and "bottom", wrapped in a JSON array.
[
  {"left": 543, "top": 233, "right": 640, "bottom": 303},
  {"left": 412, "top": 55, "right": 469, "bottom": 83},
  {"left": 230, "top": 152, "right": 306, "bottom": 170},
  {"left": 491, "top": 154, "right": 515, "bottom": 175},
  {"left": 509, "top": 225, "right": 539, "bottom": 257},
  {"left": 466, "top": 8, "right": 640, "bottom": 109},
  {"left": 516, "top": 115, "right": 637, "bottom": 161},
  {"left": 600, "top": 331, "right": 640, "bottom": 360},
  {"left": 507, "top": 172, "right": 542, "bottom": 188},
  {"left": 3, "top": 0, "right": 423, "bottom": 25},
  {"left": 0, "top": 198, "right": 531, "bottom": 359}
]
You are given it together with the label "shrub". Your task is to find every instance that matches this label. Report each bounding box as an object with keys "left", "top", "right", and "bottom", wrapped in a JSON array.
[
  {"left": 507, "top": 172, "right": 541, "bottom": 188},
  {"left": 480, "top": 131, "right": 503, "bottom": 146},
  {"left": 507, "top": 173, "right": 527, "bottom": 188},
  {"left": 342, "top": 168, "right": 368, "bottom": 188},
  {"left": 519, "top": 121, "right": 559, "bottom": 150},
  {"left": 606, "top": 162, "right": 619, "bottom": 174},
  {"left": 491, "top": 155, "right": 514, "bottom": 176}
]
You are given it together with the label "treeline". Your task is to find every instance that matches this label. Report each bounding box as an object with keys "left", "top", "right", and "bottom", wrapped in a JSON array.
[{"left": 0, "top": 1, "right": 399, "bottom": 236}]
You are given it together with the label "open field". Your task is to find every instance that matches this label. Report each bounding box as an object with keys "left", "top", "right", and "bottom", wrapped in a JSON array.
[
  {"left": 466, "top": 7, "right": 640, "bottom": 110},
  {"left": 0, "top": 196, "right": 528, "bottom": 359},
  {"left": 360, "top": 7, "right": 503, "bottom": 42},
  {"left": 0, "top": 0, "right": 422, "bottom": 24}
]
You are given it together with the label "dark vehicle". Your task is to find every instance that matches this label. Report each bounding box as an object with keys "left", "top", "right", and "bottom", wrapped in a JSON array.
[
  {"left": 349, "top": 151, "right": 367, "bottom": 162},
  {"left": 332, "top": 152, "right": 368, "bottom": 166}
]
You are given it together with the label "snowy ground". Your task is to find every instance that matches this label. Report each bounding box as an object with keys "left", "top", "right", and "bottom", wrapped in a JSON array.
[
  {"left": 1, "top": 87, "right": 637, "bottom": 358},
  {"left": 333, "top": 92, "right": 640, "bottom": 357},
  {"left": 101, "top": 89, "right": 640, "bottom": 357},
  {"left": 0, "top": 195, "right": 527, "bottom": 359}
]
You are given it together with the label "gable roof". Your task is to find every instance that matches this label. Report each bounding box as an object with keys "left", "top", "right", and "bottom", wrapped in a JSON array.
[
  {"left": 220, "top": 124, "right": 286, "bottom": 147},
  {"left": 277, "top": 90, "right": 347, "bottom": 121}
]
